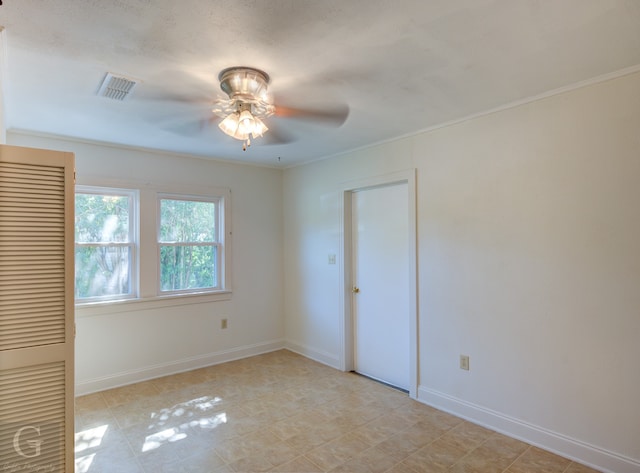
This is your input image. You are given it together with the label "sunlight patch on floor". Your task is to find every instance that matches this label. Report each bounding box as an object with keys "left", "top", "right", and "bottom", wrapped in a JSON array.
[{"left": 75, "top": 424, "right": 108, "bottom": 453}]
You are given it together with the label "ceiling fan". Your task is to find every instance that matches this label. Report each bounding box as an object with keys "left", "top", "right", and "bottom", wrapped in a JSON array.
[{"left": 210, "top": 66, "right": 349, "bottom": 151}]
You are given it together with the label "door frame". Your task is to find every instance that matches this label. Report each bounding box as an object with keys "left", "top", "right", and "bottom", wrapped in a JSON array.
[{"left": 340, "top": 169, "right": 418, "bottom": 399}]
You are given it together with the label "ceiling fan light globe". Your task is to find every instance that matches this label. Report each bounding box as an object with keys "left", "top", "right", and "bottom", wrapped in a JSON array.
[
  {"left": 218, "top": 112, "right": 240, "bottom": 137},
  {"left": 251, "top": 117, "right": 268, "bottom": 138},
  {"left": 238, "top": 109, "right": 256, "bottom": 135},
  {"left": 239, "top": 109, "right": 254, "bottom": 124},
  {"left": 232, "top": 128, "right": 249, "bottom": 141}
]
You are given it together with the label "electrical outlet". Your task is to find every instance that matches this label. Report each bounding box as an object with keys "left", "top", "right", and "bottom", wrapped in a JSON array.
[
  {"left": 221, "top": 318, "right": 228, "bottom": 329},
  {"left": 460, "top": 355, "right": 470, "bottom": 371}
]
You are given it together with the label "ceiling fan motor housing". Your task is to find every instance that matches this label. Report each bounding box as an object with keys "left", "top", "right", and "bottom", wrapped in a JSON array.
[{"left": 218, "top": 67, "right": 270, "bottom": 102}]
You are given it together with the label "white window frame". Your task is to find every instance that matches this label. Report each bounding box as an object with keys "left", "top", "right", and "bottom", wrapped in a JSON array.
[
  {"left": 74, "top": 185, "right": 139, "bottom": 303},
  {"left": 156, "top": 193, "right": 225, "bottom": 296},
  {"left": 74, "top": 179, "right": 231, "bottom": 314}
]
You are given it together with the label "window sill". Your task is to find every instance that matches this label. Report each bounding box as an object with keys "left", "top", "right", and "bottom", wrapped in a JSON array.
[{"left": 75, "top": 291, "right": 232, "bottom": 317}]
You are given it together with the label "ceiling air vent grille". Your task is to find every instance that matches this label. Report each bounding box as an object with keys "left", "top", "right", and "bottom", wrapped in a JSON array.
[{"left": 97, "top": 73, "right": 137, "bottom": 101}]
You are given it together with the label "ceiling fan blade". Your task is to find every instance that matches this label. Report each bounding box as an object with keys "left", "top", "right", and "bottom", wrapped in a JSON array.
[
  {"left": 273, "top": 104, "right": 349, "bottom": 126},
  {"left": 149, "top": 110, "right": 218, "bottom": 137},
  {"left": 133, "top": 91, "right": 208, "bottom": 105},
  {"left": 261, "top": 123, "right": 297, "bottom": 145},
  {"left": 163, "top": 118, "right": 216, "bottom": 137},
  {"left": 133, "top": 68, "right": 221, "bottom": 103}
]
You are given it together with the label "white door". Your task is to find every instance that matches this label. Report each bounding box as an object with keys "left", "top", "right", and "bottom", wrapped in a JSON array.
[{"left": 352, "top": 182, "right": 409, "bottom": 390}]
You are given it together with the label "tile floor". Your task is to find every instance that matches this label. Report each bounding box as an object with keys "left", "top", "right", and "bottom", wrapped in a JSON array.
[{"left": 75, "top": 350, "right": 601, "bottom": 473}]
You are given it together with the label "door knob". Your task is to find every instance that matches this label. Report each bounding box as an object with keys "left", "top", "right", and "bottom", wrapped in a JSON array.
[{"left": 352, "top": 286, "right": 360, "bottom": 293}]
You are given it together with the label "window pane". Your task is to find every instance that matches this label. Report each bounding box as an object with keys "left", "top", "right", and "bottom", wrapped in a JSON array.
[
  {"left": 160, "top": 199, "right": 216, "bottom": 242},
  {"left": 160, "top": 245, "right": 217, "bottom": 291},
  {"left": 75, "top": 247, "right": 131, "bottom": 299},
  {"left": 76, "top": 193, "right": 130, "bottom": 243}
]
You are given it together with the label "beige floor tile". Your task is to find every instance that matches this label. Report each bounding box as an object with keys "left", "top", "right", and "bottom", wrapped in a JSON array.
[
  {"left": 101, "top": 380, "right": 160, "bottom": 408},
  {"left": 375, "top": 431, "right": 425, "bottom": 462},
  {"left": 76, "top": 392, "right": 109, "bottom": 412},
  {"left": 422, "top": 409, "right": 465, "bottom": 431},
  {"left": 507, "top": 446, "right": 572, "bottom": 473},
  {"left": 271, "top": 455, "right": 324, "bottom": 472},
  {"left": 213, "top": 436, "right": 256, "bottom": 463},
  {"left": 75, "top": 424, "right": 135, "bottom": 460},
  {"left": 304, "top": 433, "right": 371, "bottom": 471},
  {"left": 439, "top": 421, "right": 495, "bottom": 454},
  {"left": 257, "top": 440, "right": 301, "bottom": 467},
  {"left": 565, "top": 462, "right": 603, "bottom": 473},
  {"left": 284, "top": 430, "right": 331, "bottom": 452},
  {"left": 109, "top": 398, "right": 168, "bottom": 430},
  {"left": 226, "top": 412, "right": 271, "bottom": 437},
  {"left": 481, "top": 433, "right": 529, "bottom": 458},
  {"left": 243, "top": 428, "right": 287, "bottom": 452},
  {"left": 228, "top": 453, "right": 274, "bottom": 472},
  {"left": 210, "top": 464, "right": 236, "bottom": 473},
  {"left": 350, "top": 422, "right": 397, "bottom": 446},
  {"left": 389, "top": 461, "right": 434, "bottom": 473},
  {"left": 73, "top": 350, "right": 592, "bottom": 473},
  {"left": 329, "top": 445, "right": 401, "bottom": 473},
  {"left": 270, "top": 410, "right": 331, "bottom": 441},
  {"left": 449, "top": 446, "right": 515, "bottom": 473},
  {"left": 157, "top": 449, "right": 226, "bottom": 473},
  {"left": 135, "top": 439, "right": 192, "bottom": 472},
  {"left": 365, "top": 412, "right": 419, "bottom": 437},
  {"left": 75, "top": 451, "right": 144, "bottom": 473},
  {"left": 401, "top": 437, "right": 468, "bottom": 473},
  {"left": 402, "top": 421, "right": 447, "bottom": 447},
  {"left": 122, "top": 418, "right": 199, "bottom": 460},
  {"left": 75, "top": 408, "right": 119, "bottom": 431},
  {"left": 453, "top": 433, "right": 528, "bottom": 472}
]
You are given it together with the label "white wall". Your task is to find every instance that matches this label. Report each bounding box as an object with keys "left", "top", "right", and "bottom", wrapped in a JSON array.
[
  {"left": 283, "top": 71, "right": 640, "bottom": 472},
  {"left": 7, "top": 133, "right": 285, "bottom": 395}
]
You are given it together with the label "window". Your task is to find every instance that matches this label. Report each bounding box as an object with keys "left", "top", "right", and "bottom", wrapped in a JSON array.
[
  {"left": 158, "top": 195, "right": 223, "bottom": 294},
  {"left": 74, "top": 183, "right": 230, "bottom": 308},
  {"left": 74, "top": 187, "right": 137, "bottom": 302}
]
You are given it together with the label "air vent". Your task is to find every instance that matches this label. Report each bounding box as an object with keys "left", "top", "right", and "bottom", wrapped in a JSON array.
[{"left": 97, "top": 73, "right": 137, "bottom": 101}]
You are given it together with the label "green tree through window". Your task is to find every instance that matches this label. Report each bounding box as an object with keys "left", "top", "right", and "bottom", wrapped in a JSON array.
[
  {"left": 75, "top": 189, "right": 135, "bottom": 300},
  {"left": 159, "top": 197, "right": 221, "bottom": 292},
  {"left": 74, "top": 185, "right": 228, "bottom": 304}
]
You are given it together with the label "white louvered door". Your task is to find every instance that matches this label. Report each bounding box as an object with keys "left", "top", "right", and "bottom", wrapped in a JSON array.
[{"left": 0, "top": 145, "right": 75, "bottom": 472}]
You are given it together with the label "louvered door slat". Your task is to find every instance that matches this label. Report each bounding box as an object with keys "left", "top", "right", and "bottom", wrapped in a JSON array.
[
  {"left": 1, "top": 178, "right": 65, "bottom": 186},
  {"left": 0, "top": 304, "right": 64, "bottom": 314},
  {"left": 0, "top": 155, "right": 69, "bottom": 349},
  {"left": 0, "top": 264, "right": 65, "bottom": 273},
  {"left": 0, "top": 199, "right": 64, "bottom": 210},
  {"left": 0, "top": 362, "right": 66, "bottom": 470},
  {"left": 0, "top": 211, "right": 64, "bottom": 218},
  {"left": 0, "top": 145, "right": 74, "bottom": 473},
  {"left": 0, "top": 322, "right": 64, "bottom": 334},
  {"left": 0, "top": 281, "right": 65, "bottom": 292}
]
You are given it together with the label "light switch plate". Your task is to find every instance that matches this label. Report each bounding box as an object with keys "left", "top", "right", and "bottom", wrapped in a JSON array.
[{"left": 460, "top": 355, "right": 470, "bottom": 371}]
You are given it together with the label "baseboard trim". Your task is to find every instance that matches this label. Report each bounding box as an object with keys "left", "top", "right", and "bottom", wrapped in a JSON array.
[
  {"left": 284, "top": 340, "right": 340, "bottom": 369},
  {"left": 418, "top": 386, "right": 640, "bottom": 473},
  {"left": 75, "top": 339, "right": 285, "bottom": 396}
]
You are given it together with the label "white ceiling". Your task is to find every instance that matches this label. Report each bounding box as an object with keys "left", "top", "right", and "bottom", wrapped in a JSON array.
[{"left": 2, "top": 0, "right": 640, "bottom": 167}]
